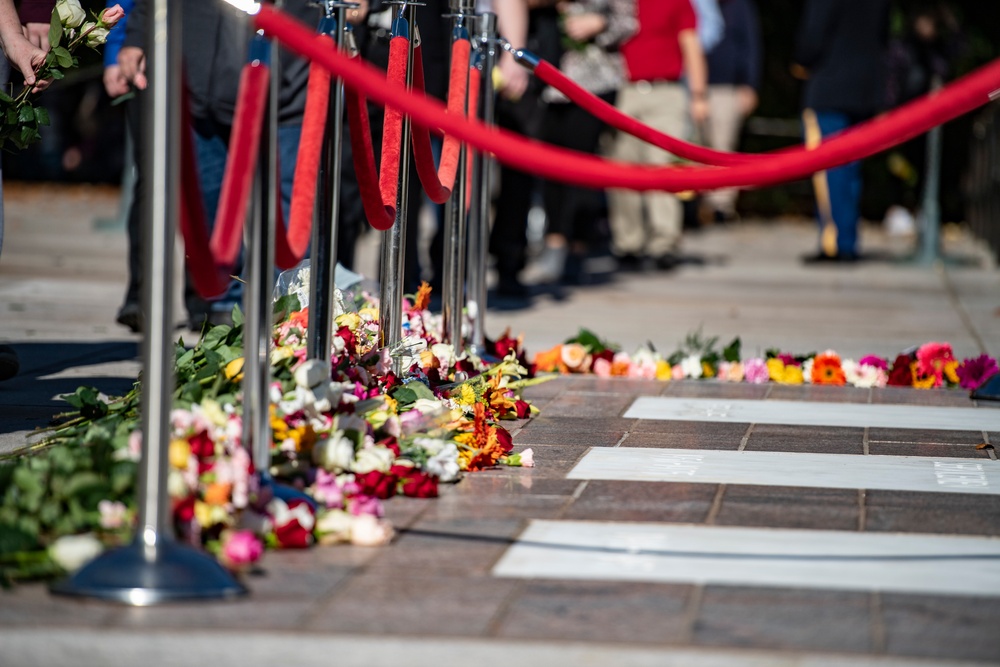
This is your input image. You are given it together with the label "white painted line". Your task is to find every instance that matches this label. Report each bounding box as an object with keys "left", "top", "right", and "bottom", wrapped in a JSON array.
[
  {"left": 492, "top": 520, "right": 1000, "bottom": 597},
  {"left": 568, "top": 447, "right": 1000, "bottom": 495},
  {"left": 624, "top": 397, "right": 1000, "bottom": 431}
]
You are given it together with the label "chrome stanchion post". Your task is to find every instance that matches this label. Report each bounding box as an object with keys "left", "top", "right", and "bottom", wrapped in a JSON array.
[
  {"left": 50, "top": 0, "right": 246, "bottom": 603},
  {"left": 917, "top": 76, "right": 943, "bottom": 266},
  {"left": 378, "top": 1, "right": 417, "bottom": 373},
  {"left": 441, "top": 0, "right": 474, "bottom": 349},
  {"left": 307, "top": 1, "right": 357, "bottom": 365},
  {"left": 466, "top": 11, "right": 497, "bottom": 358}
]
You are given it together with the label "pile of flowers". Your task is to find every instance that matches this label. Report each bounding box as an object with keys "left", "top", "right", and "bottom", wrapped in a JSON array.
[
  {"left": 533, "top": 329, "right": 999, "bottom": 391},
  {"left": 0, "top": 285, "right": 538, "bottom": 584}
]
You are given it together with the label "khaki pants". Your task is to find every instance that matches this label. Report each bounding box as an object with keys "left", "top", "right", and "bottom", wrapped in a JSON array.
[
  {"left": 607, "top": 80, "right": 688, "bottom": 258},
  {"left": 703, "top": 84, "right": 746, "bottom": 216}
]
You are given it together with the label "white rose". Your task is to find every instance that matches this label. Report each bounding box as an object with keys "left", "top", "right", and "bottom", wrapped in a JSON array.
[
  {"left": 426, "top": 443, "right": 461, "bottom": 482},
  {"left": 431, "top": 343, "right": 456, "bottom": 371},
  {"left": 413, "top": 436, "right": 450, "bottom": 456},
  {"left": 315, "top": 509, "right": 354, "bottom": 545},
  {"left": 351, "top": 445, "right": 395, "bottom": 474},
  {"left": 84, "top": 23, "right": 110, "bottom": 47},
  {"left": 312, "top": 432, "right": 356, "bottom": 472},
  {"left": 349, "top": 514, "right": 395, "bottom": 546},
  {"left": 294, "top": 359, "right": 328, "bottom": 389},
  {"left": 681, "top": 354, "right": 703, "bottom": 379},
  {"left": 166, "top": 469, "right": 189, "bottom": 499},
  {"left": 48, "top": 533, "right": 103, "bottom": 572},
  {"left": 55, "top": 0, "right": 86, "bottom": 28}
]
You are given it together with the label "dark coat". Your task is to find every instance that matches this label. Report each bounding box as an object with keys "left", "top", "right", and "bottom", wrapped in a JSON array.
[{"left": 794, "top": 0, "right": 890, "bottom": 118}]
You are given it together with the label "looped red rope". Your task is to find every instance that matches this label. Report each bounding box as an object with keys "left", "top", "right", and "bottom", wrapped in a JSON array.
[
  {"left": 378, "top": 35, "right": 408, "bottom": 214},
  {"left": 254, "top": 4, "right": 1000, "bottom": 194},
  {"left": 345, "top": 54, "right": 396, "bottom": 231},
  {"left": 534, "top": 60, "right": 762, "bottom": 167},
  {"left": 410, "top": 39, "right": 470, "bottom": 203}
]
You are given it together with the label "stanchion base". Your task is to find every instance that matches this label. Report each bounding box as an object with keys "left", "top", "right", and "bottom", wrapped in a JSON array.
[
  {"left": 262, "top": 474, "right": 318, "bottom": 511},
  {"left": 50, "top": 540, "right": 247, "bottom": 605},
  {"left": 971, "top": 373, "right": 1000, "bottom": 402}
]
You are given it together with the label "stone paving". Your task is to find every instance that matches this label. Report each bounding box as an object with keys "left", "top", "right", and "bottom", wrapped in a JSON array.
[{"left": 1, "top": 184, "right": 1000, "bottom": 666}]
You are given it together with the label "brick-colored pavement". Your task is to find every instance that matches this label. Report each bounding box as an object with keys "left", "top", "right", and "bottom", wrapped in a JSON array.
[{"left": 1, "top": 184, "right": 999, "bottom": 666}]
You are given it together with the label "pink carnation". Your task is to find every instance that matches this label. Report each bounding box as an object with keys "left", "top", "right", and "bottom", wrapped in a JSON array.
[
  {"left": 743, "top": 358, "right": 770, "bottom": 384},
  {"left": 220, "top": 530, "right": 264, "bottom": 568}
]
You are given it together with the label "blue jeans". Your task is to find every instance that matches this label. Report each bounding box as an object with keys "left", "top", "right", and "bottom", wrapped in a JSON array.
[
  {"left": 191, "top": 119, "right": 301, "bottom": 312},
  {"left": 815, "top": 110, "right": 862, "bottom": 257}
]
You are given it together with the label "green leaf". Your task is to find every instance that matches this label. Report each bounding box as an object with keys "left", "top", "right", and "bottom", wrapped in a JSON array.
[
  {"left": 272, "top": 295, "right": 300, "bottom": 325},
  {"left": 0, "top": 523, "right": 38, "bottom": 555},
  {"left": 722, "top": 337, "right": 742, "bottom": 363},
  {"left": 17, "top": 105, "right": 35, "bottom": 124},
  {"left": 12, "top": 466, "right": 44, "bottom": 496},
  {"left": 33, "top": 107, "right": 50, "bottom": 126},
  {"left": 231, "top": 305, "right": 244, "bottom": 327},
  {"left": 53, "top": 46, "right": 73, "bottom": 69},
  {"left": 48, "top": 9, "right": 63, "bottom": 48},
  {"left": 49, "top": 69, "right": 64, "bottom": 81}
]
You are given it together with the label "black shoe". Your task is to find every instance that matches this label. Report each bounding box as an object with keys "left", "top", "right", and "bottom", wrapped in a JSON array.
[
  {"left": 802, "top": 251, "right": 858, "bottom": 265},
  {"left": 615, "top": 253, "right": 644, "bottom": 272},
  {"left": 653, "top": 253, "right": 679, "bottom": 271},
  {"left": 116, "top": 302, "right": 143, "bottom": 333},
  {"left": 495, "top": 275, "right": 529, "bottom": 298},
  {"left": 0, "top": 344, "right": 19, "bottom": 381}
]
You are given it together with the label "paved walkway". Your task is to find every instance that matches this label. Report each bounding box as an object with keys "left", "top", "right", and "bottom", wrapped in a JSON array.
[{"left": 1, "top": 184, "right": 1000, "bottom": 666}]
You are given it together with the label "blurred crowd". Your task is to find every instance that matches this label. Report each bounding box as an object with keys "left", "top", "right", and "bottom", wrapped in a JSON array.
[{"left": 0, "top": 0, "right": 978, "bottom": 343}]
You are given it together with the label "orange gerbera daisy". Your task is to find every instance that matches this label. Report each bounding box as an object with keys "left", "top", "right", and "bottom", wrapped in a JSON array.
[
  {"left": 413, "top": 281, "right": 433, "bottom": 311},
  {"left": 811, "top": 352, "right": 846, "bottom": 386}
]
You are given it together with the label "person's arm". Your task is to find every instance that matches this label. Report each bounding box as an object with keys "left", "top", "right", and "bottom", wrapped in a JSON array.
[
  {"left": 0, "top": 0, "right": 47, "bottom": 90},
  {"left": 679, "top": 27, "right": 709, "bottom": 125},
  {"left": 494, "top": 0, "right": 529, "bottom": 100},
  {"left": 119, "top": 0, "right": 147, "bottom": 89}
]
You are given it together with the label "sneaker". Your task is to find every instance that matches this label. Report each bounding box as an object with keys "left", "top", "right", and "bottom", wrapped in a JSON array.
[
  {"left": 116, "top": 301, "right": 143, "bottom": 333},
  {"left": 884, "top": 205, "right": 916, "bottom": 236},
  {"left": 521, "top": 245, "right": 568, "bottom": 285},
  {"left": 0, "top": 344, "right": 20, "bottom": 381}
]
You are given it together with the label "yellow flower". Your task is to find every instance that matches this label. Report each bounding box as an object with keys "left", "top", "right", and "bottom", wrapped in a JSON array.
[
  {"left": 454, "top": 432, "right": 475, "bottom": 446},
  {"left": 336, "top": 312, "right": 362, "bottom": 331},
  {"left": 224, "top": 357, "right": 244, "bottom": 381},
  {"left": 200, "top": 399, "right": 228, "bottom": 428},
  {"left": 911, "top": 362, "right": 936, "bottom": 389},
  {"left": 457, "top": 384, "right": 476, "bottom": 407},
  {"left": 169, "top": 439, "right": 191, "bottom": 470},
  {"left": 701, "top": 362, "right": 716, "bottom": 379},
  {"left": 194, "top": 501, "right": 232, "bottom": 528},
  {"left": 766, "top": 358, "right": 785, "bottom": 382},
  {"left": 655, "top": 360, "right": 672, "bottom": 381},
  {"left": 944, "top": 361, "right": 960, "bottom": 385},
  {"left": 271, "top": 346, "right": 294, "bottom": 365},
  {"left": 781, "top": 365, "right": 804, "bottom": 385}
]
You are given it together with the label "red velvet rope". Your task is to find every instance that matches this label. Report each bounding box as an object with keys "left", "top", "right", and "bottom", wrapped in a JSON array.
[
  {"left": 180, "top": 84, "right": 235, "bottom": 299},
  {"left": 210, "top": 62, "right": 269, "bottom": 268},
  {"left": 410, "top": 40, "right": 470, "bottom": 203},
  {"left": 286, "top": 56, "right": 332, "bottom": 260},
  {"left": 378, "top": 36, "right": 408, "bottom": 213},
  {"left": 534, "top": 61, "right": 762, "bottom": 167},
  {"left": 256, "top": 5, "right": 1000, "bottom": 193},
  {"left": 345, "top": 59, "right": 396, "bottom": 231}
]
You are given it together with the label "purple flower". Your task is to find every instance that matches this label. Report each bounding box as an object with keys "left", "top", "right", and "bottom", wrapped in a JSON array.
[
  {"left": 744, "top": 358, "right": 770, "bottom": 384},
  {"left": 956, "top": 355, "right": 999, "bottom": 390},
  {"left": 858, "top": 355, "right": 888, "bottom": 370}
]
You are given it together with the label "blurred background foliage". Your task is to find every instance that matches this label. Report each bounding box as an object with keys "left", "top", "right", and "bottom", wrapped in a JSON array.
[{"left": 4, "top": 0, "right": 999, "bottom": 225}]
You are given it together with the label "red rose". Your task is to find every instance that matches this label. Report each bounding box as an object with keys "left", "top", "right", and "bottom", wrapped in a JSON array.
[
  {"left": 400, "top": 470, "right": 439, "bottom": 498},
  {"left": 887, "top": 354, "right": 913, "bottom": 387},
  {"left": 188, "top": 430, "right": 215, "bottom": 458},
  {"left": 514, "top": 400, "right": 531, "bottom": 419},
  {"left": 593, "top": 349, "right": 615, "bottom": 365},
  {"left": 335, "top": 326, "right": 356, "bottom": 350},
  {"left": 495, "top": 426, "right": 513, "bottom": 453},
  {"left": 378, "top": 437, "right": 401, "bottom": 456},
  {"left": 273, "top": 498, "right": 315, "bottom": 549},
  {"left": 173, "top": 496, "right": 195, "bottom": 523},
  {"left": 354, "top": 470, "right": 398, "bottom": 499}
]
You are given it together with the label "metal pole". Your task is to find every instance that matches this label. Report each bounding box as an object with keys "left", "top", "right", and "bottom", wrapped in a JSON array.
[
  {"left": 916, "top": 76, "right": 943, "bottom": 266},
  {"left": 307, "top": 3, "right": 353, "bottom": 365},
  {"left": 466, "top": 12, "right": 496, "bottom": 358},
  {"left": 245, "top": 30, "right": 279, "bottom": 482},
  {"left": 377, "top": 1, "right": 417, "bottom": 372},
  {"left": 51, "top": 0, "right": 245, "bottom": 603},
  {"left": 441, "top": 0, "right": 474, "bottom": 349}
]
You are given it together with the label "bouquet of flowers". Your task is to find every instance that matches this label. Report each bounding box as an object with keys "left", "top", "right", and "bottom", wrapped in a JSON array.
[{"left": 0, "top": 0, "right": 123, "bottom": 151}]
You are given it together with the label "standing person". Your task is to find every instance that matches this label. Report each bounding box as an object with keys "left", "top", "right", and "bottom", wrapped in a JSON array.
[
  {"left": 118, "top": 0, "right": 323, "bottom": 328},
  {"left": 523, "top": 0, "right": 635, "bottom": 286},
  {"left": 794, "top": 0, "right": 890, "bottom": 263},
  {"left": 606, "top": 0, "right": 708, "bottom": 272},
  {"left": 0, "top": 0, "right": 50, "bottom": 381},
  {"left": 702, "top": 0, "right": 761, "bottom": 224}
]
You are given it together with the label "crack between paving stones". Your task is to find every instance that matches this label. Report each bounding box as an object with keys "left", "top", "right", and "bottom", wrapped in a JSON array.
[
  {"left": 705, "top": 485, "right": 727, "bottom": 525},
  {"left": 939, "top": 264, "right": 990, "bottom": 355},
  {"left": 738, "top": 424, "right": 755, "bottom": 451}
]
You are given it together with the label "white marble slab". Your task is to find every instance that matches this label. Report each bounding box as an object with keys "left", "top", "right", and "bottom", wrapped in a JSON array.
[
  {"left": 568, "top": 447, "right": 1000, "bottom": 495},
  {"left": 493, "top": 520, "right": 1000, "bottom": 597},
  {"left": 624, "top": 397, "right": 1000, "bottom": 431}
]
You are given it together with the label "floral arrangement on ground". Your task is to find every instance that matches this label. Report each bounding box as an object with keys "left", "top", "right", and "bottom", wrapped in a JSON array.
[
  {"left": 0, "top": 282, "right": 538, "bottom": 584},
  {"left": 533, "top": 329, "right": 999, "bottom": 391}
]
